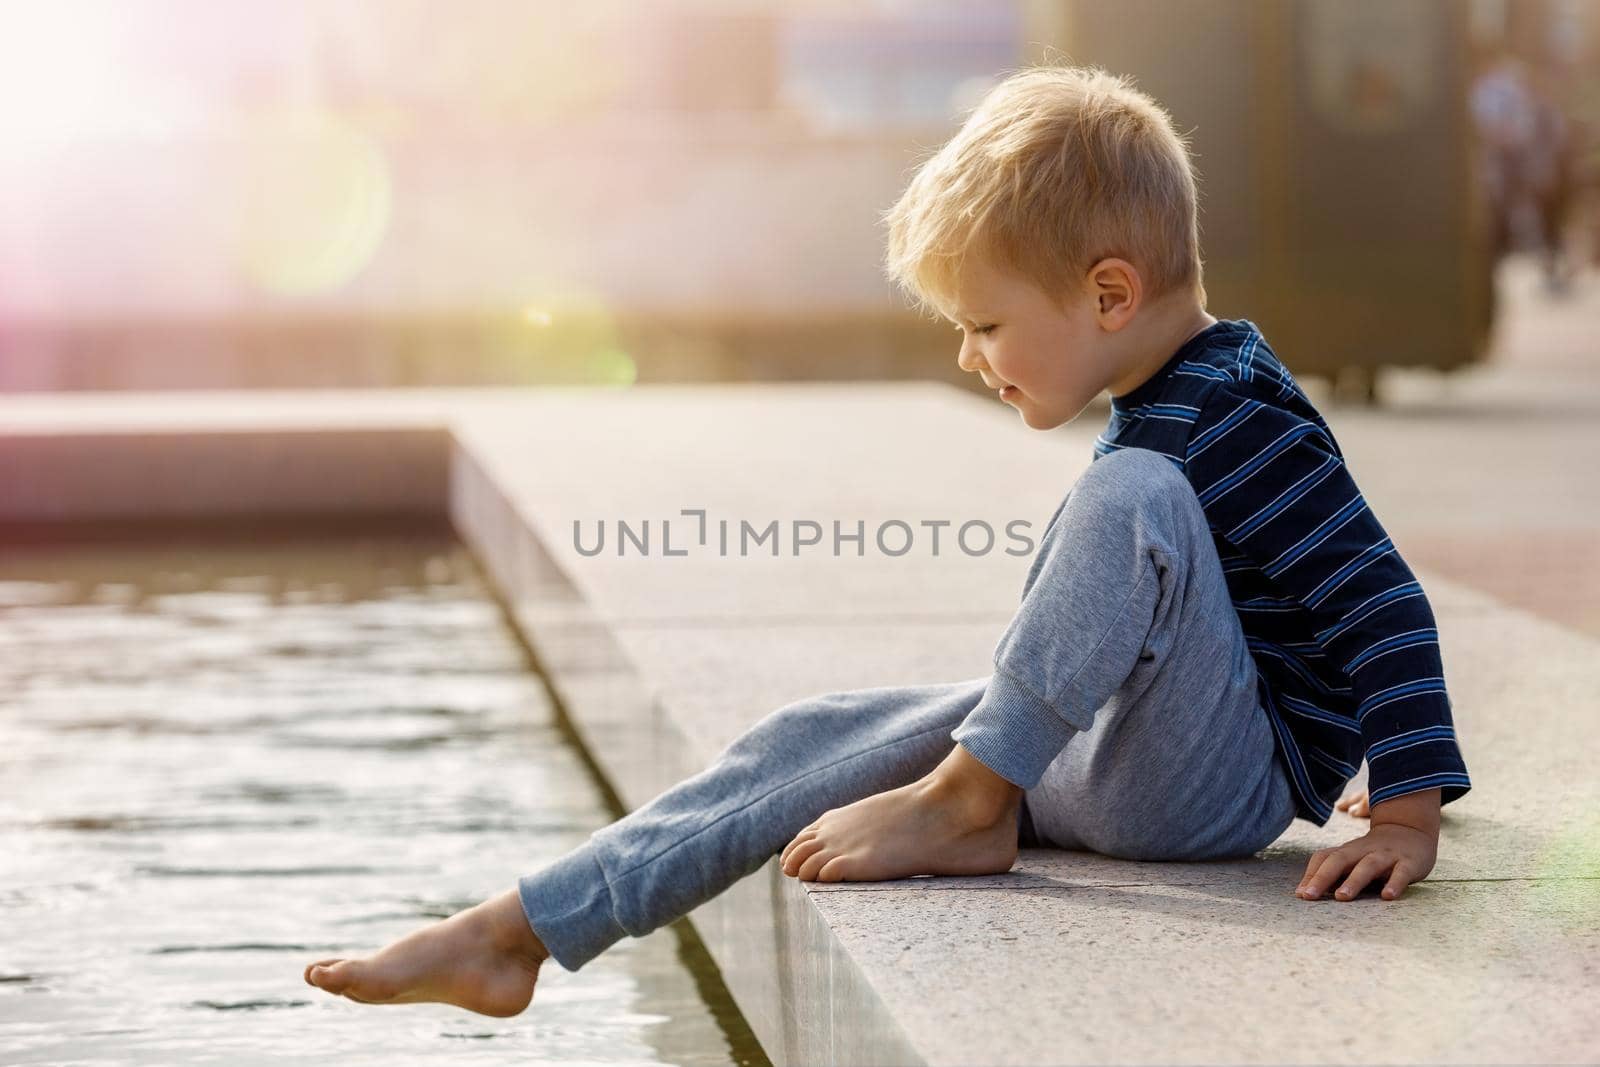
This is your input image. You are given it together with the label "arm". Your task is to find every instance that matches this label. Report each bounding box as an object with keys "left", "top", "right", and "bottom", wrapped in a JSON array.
[
  {"left": 1298, "top": 788, "right": 1440, "bottom": 900},
  {"left": 1184, "top": 385, "right": 1470, "bottom": 897},
  {"left": 1184, "top": 387, "right": 1473, "bottom": 808}
]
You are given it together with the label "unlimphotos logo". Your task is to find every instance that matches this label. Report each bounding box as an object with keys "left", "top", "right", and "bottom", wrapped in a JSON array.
[{"left": 573, "top": 508, "right": 1036, "bottom": 559}]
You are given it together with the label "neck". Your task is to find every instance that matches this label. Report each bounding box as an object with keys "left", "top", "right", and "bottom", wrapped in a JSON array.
[{"left": 1107, "top": 293, "right": 1216, "bottom": 400}]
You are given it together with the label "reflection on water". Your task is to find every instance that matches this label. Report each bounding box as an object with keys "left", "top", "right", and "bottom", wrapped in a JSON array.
[{"left": 0, "top": 530, "right": 764, "bottom": 1066}]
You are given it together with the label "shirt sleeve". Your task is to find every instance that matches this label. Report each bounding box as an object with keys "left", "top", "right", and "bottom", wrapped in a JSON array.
[{"left": 1184, "top": 384, "right": 1472, "bottom": 810}]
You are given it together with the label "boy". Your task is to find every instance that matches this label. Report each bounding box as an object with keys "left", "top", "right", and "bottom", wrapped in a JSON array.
[{"left": 303, "top": 65, "right": 1471, "bottom": 1016}]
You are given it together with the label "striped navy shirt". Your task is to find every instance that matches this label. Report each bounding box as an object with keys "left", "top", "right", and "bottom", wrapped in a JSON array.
[{"left": 1094, "top": 318, "right": 1471, "bottom": 825}]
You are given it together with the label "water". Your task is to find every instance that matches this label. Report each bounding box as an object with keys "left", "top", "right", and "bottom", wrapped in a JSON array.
[{"left": 0, "top": 527, "right": 766, "bottom": 1066}]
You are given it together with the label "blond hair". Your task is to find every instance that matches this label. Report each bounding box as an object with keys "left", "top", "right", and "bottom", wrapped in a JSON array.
[{"left": 882, "top": 64, "right": 1205, "bottom": 319}]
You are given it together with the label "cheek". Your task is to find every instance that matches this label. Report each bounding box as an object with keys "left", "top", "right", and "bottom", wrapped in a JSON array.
[
  {"left": 985, "top": 341, "right": 1025, "bottom": 378},
  {"left": 1032, "top": 336, "right": 1085, "bottom": 390},
  {"left": 988, "top": 339, "right": 1047, "bottom": 386}
]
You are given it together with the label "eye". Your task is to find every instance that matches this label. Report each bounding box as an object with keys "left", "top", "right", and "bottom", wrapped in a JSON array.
[{"left": 974, "top": 325, "right": 997, "bottom": 336}]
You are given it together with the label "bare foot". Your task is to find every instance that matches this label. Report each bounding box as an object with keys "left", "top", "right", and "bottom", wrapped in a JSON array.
[
  {"left": 778, "top": 774, "right": 1020, "bottom": 883},
  {"left": 1335, "top": 788, "right": 1371, "bottom": 818},
  {"left": 303, "top": 887, "right": 549, "bottom": 1017}
]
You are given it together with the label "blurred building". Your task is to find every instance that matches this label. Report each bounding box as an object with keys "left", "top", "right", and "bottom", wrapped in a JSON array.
[
  {"left": 5, "top": 0, "right": 1585, "bottom": 396},
  {"left": 0, "top": 2, "right": 1017, "bottom": 390}
]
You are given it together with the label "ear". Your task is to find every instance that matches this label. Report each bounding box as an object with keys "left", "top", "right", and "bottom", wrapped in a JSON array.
[{"left": 1085, "top": 257, "right": 1142, "bottom": 331}]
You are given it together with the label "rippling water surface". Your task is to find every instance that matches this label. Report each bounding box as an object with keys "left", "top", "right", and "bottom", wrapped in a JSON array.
[{"left": 0, "top": 529, "right": 763, "bottom": 1066}]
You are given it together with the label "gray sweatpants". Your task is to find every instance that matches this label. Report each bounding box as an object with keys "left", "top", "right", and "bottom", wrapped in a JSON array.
[{"left": 520, "top": 447, "right": 1299, "bottom": 971}]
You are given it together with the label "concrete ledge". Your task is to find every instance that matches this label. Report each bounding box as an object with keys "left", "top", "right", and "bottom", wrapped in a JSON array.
[
  {"left": 3, "top": 386, "right": 1595, "bottom": 1064},
  {"left": 1, "top": 425, "right": 451, "bottom": 521}
]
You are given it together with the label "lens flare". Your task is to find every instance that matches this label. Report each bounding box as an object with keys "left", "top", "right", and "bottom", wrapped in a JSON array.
[
  {"left": 525, "top": 292, "right": 635, "bottom": 386},
  {"left": 231, "top": 106, "right": 392, "bottom": 297},
  {"left": 1523, "top": 809, "right": 1600, "bottom": 934},
  {"left": 586, "top": 345, "right": 638, "bottom": 387}
]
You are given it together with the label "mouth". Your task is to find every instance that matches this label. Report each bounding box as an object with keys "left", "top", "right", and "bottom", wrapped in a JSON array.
[{"left": 975, "top": 371, "right": 1018, "bottom": 401}]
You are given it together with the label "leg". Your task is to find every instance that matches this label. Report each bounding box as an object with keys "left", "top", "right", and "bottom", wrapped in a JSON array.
[
  {"left": 522, "top": 677, "right": 988, "bottom": 969},
  {"left": 1006, "top": 449, "right": 1299, "bottom": 861},
  {"left": 304, "top": 676, "right": 988, "bottom": 1006},
  {"left": 791, "top": 447, "right": 1295, "bottom": 877}
]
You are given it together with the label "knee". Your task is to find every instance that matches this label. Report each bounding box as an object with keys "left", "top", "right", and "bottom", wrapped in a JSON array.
[
  {"left": 1065, "top": 448, "right": 1196, "bottom": 531},
  {"left": 1077, "top": 447, "right": 1186, "bottom": 501}
]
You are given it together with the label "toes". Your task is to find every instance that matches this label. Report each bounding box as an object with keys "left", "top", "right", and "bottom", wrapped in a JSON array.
[
  {"left": 304, "top": 958, "right": 344, "bottom": 987},
  {"left": 783, "top": 837, "right": 824, "bottom": 877},
  {"left": 796, "top": 846, "right": 835, "bottom": 881},
  {"left": 817, "top": 855, "right": 851, "bottom": 882},
  {"left": 309, "top": 959, "right": 406, "bottom": 1005},
  {"left": 309, "top": 959, "right": 364, "bottom": 996},
  {"left": 780, "top": 828, "right": 818, "bottom": 868}
]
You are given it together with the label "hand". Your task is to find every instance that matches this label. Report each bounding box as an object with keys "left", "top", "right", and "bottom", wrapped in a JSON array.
[
  {"left": 1335, "top": 788, "right": 1370, "bottom": 818},
  {"left": 1296, "top": 788, "right": 1441, "bottom": 902}
]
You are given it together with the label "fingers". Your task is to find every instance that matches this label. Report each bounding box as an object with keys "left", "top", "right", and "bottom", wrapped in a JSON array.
[
  {"left": 1298, "top": 847, "right": 1346, "bottom": 900},
  {"left": 1332, "top": 853, "right": 1389, "bottom": 901},
  {"left": 1380, "top": 862, "right": 1415, "bottom": 901},
  {"left": 1298, "top": 844, "right": 1412, "bottom": 901}
]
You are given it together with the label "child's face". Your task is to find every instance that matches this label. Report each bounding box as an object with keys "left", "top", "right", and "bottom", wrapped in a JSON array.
[{"left": 944, "top": 256, "right": 1113, "bottom": 430}]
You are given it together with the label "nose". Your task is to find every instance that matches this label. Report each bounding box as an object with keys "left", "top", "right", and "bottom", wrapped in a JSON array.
[{"left": 956, "top": 334, "right": 982, "bottom": 374}]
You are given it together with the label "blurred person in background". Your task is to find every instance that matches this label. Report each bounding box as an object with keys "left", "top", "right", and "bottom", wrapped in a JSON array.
[
  {"left": 1471, "top": 52, "right": 1540, "bottom": 266},
  {"left": 1527, "top": 68, "right": 1579, "bottom": 295}
]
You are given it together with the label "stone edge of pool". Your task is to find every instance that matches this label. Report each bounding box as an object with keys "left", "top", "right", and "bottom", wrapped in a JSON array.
[{"left": 445, "top": 424, "right": 924, "bottom": 1066}]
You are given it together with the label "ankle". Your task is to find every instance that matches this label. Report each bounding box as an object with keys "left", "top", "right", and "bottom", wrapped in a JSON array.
[
  {"left": 940, "top": 740, "right": 1021, "bottom": 792},
  {"left": 483, "top": 888, "right": 551, "bottom": 969},
  {"left": 921, "top": 759, "right": 1021, "bottom": 830}
]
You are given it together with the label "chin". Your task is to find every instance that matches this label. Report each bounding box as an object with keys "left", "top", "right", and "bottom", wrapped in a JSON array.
[
  {"left": 1016, "top": 398, "right": 1080, "bottom": 431},
  {"left": 1018, "top": 407, "right": 1063, "bottom": 431}
]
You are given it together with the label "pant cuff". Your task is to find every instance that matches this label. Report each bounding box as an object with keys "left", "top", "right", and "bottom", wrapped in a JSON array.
[
  {"left": 951, "top": 667, "right": 1084, "bottom": 789},
  {"left": 518, "top": 838, "right": 629, "bottom": 973}
]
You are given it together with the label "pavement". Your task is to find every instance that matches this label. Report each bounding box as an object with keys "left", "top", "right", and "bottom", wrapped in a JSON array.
[{"left": 0, "top": 257, "right": 1596, "bottom": 1064}]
